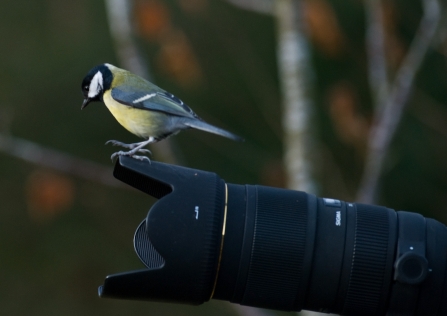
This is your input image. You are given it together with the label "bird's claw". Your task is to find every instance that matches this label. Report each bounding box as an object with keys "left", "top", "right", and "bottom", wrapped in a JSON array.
[
  {"left": 110, "top": 151, "right": 124, "bottom": 162},
  {"left": 105, "top": 140, "right": 130, "bottom": 147},
  {"left": 131, "top": 155, "right": 151, "bottom": 163},
  {"left": 110, "top": 150, "right": 151, "bottom": 163},
  {"left": 137, "top": 149, "right": 152, "bottom": 155},
  {"left": 106, "top": 139, "right": 143, "bottom": 150},
  {"left": 106, "top": 140, "right": 152, "bottom": 154}
]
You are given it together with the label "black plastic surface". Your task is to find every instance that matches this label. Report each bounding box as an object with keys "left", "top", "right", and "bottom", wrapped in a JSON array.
[
  {"left": 98, "top": 157, "right": 447, "bottom": 315},
  {"left": 100, "top": 156, "right": 225, "bottom": 304}
]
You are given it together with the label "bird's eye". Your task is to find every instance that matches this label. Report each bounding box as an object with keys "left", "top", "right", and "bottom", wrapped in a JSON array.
[{"left": 84, "top": 85, "right": 89, "bottom": 91}]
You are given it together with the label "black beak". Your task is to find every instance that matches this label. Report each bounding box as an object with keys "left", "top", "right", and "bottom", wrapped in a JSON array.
[{"left": 81, "top": 98, "right": 91, "bottom": 110}]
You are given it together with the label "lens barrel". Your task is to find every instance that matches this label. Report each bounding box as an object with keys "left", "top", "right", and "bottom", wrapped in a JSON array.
[
  {"left": 213, "top": 185, "right": 398, "bottom": 315},
  {"left": 100, "top": 157, "right": 447, "bottom": 316},
  {"left": 213, "top": 185, "right": 316, "bottom": 310}
]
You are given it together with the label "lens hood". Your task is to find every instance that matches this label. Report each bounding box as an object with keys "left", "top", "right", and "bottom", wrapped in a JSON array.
[{"left": 99, "top": 157, "right": 226, "bottom": 304}]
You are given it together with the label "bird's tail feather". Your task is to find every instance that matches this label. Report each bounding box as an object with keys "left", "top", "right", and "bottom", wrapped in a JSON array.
[{"left": 182, "top": 119, "right": 244, "bottom": 142}]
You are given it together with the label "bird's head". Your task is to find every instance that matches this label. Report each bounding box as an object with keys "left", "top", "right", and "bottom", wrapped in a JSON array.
[{"left": 81, "top": 64, "right": 113, "bottom": 109}]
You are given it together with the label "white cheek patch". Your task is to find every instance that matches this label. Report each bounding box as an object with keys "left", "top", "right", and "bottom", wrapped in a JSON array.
[
  {"left": 133, "top": 93, "right": 156, "bottom": 103},
  {"left": 88, "top": 71, "right": 103, "bottom": 98}
]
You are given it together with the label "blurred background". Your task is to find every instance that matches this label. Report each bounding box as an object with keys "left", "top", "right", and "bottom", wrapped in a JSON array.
[{"left": 0, "top": 0, "right": 447, "bottom": 315}]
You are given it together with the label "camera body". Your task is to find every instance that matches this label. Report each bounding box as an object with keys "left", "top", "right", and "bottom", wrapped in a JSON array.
[{"left": 99, "top": 157, "right": 447, "bottom": 316}]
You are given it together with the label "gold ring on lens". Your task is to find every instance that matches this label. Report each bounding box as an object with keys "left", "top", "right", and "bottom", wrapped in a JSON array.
[{"left": 210, "top": 183, "right": 228, "bottom": 299}]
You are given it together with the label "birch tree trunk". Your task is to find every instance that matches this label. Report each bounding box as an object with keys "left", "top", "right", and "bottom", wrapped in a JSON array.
[
  {"left": 275, "top": 0, "right": 316, "bottom": 194},
  {"left": 276, "top": 1, "right": 321, "bottom": 315}
]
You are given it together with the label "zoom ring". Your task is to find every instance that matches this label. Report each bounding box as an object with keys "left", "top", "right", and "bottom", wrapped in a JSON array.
[
  {"left": 342, "top": 204, "right": 392, "bottom": 315},
  {"left": 241, "top": 187, "right": 308, "bottom": 310}
]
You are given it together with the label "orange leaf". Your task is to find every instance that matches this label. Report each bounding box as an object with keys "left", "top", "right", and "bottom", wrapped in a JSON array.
[
  {"left": 305, "top": 0, "right": 346, "bottom": 58},
  {"left": 26, "top": 170, "right": 74, "bottom": 222},
  {"left": 156, "top": 30, "right": 203, "bottom": 87},
  {"left": 135, "top": 0, "right": 171, "bottom": 41},
  {"left": 328, "top": 82, "right": 370, "bottom": 152}
]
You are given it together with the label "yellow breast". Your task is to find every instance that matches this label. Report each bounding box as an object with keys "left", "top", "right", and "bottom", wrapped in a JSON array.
[{"left": 103, "top": 90, "right": 162, "bottom": 138}]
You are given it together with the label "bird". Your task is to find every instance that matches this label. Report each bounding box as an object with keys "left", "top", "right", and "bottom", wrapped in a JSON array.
[{"left": 81, "top": 63, "right": 243, "bottom": 161}]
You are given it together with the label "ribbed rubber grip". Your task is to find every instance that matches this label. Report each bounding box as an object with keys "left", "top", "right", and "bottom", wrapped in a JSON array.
[
  {"left": 342, "top": 204, "right": 394, "bottom": 315},
  {"left": 134, "top": 219, "right": 165, "bottom": 269},
  {"left": 241, "top": 186, "right": 309, "bottom": 310}
]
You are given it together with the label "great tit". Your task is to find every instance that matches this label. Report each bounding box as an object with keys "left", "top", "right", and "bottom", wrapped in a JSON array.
[{"left": 81, "top": 63, "right": 243, "bottom": 161}]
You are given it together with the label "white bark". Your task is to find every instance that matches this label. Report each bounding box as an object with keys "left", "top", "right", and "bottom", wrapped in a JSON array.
[
  {"left": 357, "top": 0, "right": 441, "bottom": 203},
  {"left": 276, "top": 0, "right": 316, "bottom": 193}
]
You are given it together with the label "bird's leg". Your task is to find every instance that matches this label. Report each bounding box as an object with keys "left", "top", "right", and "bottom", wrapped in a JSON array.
[
  {"left": 105, "top": 140, "right": 151, "bottom": 154},
  {"left": 110, "top": 137, "right": 155, "bottom": 162}
]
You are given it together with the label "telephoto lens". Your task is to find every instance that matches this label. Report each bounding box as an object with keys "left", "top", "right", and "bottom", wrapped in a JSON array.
[{"left": 99, "top": 157, "right": 447, "bottom": 316}]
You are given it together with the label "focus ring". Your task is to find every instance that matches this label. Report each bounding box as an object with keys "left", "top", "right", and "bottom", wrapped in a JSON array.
[
  {"left": 241, "top": 186, "right": 308, "bottom": 310},
  {"left": 342, "top": 204, "right": 393, "bottom": 315}
]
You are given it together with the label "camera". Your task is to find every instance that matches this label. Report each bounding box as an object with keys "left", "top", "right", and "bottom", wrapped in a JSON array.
[{"left": 99, "top": 156, "right": 447, "bottom": 316}]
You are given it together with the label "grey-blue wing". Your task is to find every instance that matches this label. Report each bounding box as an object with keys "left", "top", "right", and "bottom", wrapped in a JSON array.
[{"left": 111, "top": 87, "right": 200, "bottom": 120}]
